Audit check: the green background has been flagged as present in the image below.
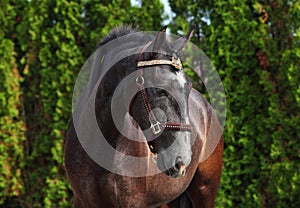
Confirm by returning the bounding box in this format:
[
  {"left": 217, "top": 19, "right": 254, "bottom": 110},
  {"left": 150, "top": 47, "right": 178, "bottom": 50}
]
[{"left": 0, "top": 0, "right": 299, "bottom": 207}]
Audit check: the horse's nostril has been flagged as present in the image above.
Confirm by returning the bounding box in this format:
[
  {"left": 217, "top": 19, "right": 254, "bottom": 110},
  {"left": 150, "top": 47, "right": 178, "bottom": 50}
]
[{"left": 176, "top": 156, "right": 182, "bottom": 163}]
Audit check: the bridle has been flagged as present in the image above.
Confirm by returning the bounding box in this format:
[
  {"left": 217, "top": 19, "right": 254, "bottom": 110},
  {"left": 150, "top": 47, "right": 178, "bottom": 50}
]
[{"left": 132, "top": 41, "right": 193, "bottom": 138}]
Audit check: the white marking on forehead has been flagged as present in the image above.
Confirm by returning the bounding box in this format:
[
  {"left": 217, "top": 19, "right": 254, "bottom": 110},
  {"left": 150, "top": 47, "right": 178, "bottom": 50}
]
[{"left": 175, "top": 70, "right": 187, "bottom": 88}]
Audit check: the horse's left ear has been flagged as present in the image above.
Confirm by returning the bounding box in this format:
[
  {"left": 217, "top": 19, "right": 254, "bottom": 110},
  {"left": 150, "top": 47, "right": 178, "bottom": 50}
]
[
  {"left": 152, "top": 26, "right": 167, "bottom": 55},
  {"left": 173, "top": 27, "right": 194, "bottom": 53}
]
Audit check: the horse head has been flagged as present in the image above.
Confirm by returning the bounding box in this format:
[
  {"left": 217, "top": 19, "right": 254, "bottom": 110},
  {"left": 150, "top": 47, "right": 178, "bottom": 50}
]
[{"left": 130, "top": 27, "right": 194, "bottom": 178}]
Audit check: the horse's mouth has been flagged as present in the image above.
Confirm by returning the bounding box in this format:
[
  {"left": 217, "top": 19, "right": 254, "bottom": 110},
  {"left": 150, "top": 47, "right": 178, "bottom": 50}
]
[
  {"left": 157, "top": 156, "right": 187, "bottom": 178},
  {"left": 165, "top": 164, "right": 186, "bottom": 178}
]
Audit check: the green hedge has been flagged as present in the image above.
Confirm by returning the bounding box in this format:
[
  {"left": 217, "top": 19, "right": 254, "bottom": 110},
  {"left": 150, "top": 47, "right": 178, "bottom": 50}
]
[
  {"left": 169, "top": 0, "right": 300, "bottom": 207},
  {"left": 1, "top": 0, "right": 299, "bottom": 207},
  {"left": 0, "top": 1, "right": 25, "bottom": 205},
  {"left": 0, "top": 0, "right": 164, "bottom": 207}
]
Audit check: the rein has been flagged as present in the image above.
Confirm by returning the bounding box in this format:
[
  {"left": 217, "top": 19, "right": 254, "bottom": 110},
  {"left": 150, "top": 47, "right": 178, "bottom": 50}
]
[{"left": 133, "top": 41, "right": 193, "bottom": 136}]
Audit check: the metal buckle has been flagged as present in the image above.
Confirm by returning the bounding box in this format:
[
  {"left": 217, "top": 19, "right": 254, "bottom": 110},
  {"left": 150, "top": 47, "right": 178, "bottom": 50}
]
[
  {"left": 136, "top": 76, "right": 144, "bottom": 86},
  {"left": 150, "top": 121, "right": 161, "bottom": 134},
  {"left": 171, "top": 57, "right": 182, "bottom": 70}
]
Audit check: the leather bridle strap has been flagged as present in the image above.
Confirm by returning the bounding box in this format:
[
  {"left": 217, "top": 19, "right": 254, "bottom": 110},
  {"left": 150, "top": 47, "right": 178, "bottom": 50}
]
[
  {"left": 138, "top": 57, "right": 183, "bottom": 70},
  {"left": 135, "top": 41, "right": 193, "bottom": 135}
]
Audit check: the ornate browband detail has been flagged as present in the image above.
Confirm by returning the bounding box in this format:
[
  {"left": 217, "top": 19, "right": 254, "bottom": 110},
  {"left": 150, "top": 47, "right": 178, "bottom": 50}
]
[{"left": 137, "top": 57, "right": 182, "bottom": 70}]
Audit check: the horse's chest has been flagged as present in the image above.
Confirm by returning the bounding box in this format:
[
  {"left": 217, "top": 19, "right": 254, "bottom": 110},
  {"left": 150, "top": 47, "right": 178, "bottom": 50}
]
[
  {"left": 146, "top": 173, "right": 193, "bottom": 207},
  {"left": 103, "top": 171, "right": 193, "bottom": 207}
]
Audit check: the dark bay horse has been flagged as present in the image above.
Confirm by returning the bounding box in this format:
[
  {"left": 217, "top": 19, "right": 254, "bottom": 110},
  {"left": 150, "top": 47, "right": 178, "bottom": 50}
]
[{"left": 64, "top": 26, "right": 224, "bottom": 208}]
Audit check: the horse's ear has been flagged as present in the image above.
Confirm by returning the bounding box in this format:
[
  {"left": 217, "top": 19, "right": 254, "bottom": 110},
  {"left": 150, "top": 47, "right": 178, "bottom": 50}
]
[
  {"left": 152, "top": 26, "right": 167, "bottom": 55},
  {"left": 173, "top": 27, "right": 194, "bottom": 53}
]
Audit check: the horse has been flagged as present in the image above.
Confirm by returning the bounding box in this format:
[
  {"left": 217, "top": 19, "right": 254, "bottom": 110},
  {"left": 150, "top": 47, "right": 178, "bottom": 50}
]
[{"left": 64, "top": 25, "right": 224, "bottom": 208}]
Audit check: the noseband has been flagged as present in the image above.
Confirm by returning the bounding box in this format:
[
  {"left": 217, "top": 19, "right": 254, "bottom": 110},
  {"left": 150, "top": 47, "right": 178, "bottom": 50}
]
[{"left": 133, "top": 41, "right": 193, "bottom": 136}]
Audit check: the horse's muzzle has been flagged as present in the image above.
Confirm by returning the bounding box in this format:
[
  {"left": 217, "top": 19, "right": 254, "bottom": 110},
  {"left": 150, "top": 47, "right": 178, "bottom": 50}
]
[{"left": 166, "top": 157, "right": 186, "bottom": 178}]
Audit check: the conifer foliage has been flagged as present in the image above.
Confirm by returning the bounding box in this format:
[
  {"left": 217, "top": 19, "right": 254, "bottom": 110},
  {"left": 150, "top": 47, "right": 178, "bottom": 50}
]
[
  {"left": 0, "top": 0, "right": 164, "bottom": 207},
  {"left": 0, "top": 0, "right": 299, "bottom": 207},
  {"left": 169, "top": 0, "right": 300, "bottom": 207}
]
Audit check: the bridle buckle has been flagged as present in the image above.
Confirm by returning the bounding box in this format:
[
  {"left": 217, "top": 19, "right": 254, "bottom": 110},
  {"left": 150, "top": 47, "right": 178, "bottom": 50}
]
[
  {"left": 151, "top": 121, "right": 161, "bottom": 134},
  {"left": 136, "top": 76, "right": 144, "bottom": 86},
  {"left": 171, "top": 57, "right": 182, "bottom": 70}
]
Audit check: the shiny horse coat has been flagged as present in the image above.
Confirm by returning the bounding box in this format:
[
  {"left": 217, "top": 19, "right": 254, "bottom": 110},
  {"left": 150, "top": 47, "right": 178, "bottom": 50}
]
[{"left": 64, "top": 26, "right": 223, "bottom": 208}]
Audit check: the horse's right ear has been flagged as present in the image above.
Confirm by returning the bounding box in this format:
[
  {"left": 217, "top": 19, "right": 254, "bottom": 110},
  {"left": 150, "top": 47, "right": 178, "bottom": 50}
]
[
  {"left": 152, "top": 26, "right": 167, "bottom": 55},
  {"left": 173, "top": 27, "right": 194, "bottom": 54}
]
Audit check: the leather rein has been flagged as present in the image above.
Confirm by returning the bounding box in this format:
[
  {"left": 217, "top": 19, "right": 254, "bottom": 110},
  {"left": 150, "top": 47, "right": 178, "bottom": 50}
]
[{"left": 133, "top": 41, "right": 193, "bottom": 136}]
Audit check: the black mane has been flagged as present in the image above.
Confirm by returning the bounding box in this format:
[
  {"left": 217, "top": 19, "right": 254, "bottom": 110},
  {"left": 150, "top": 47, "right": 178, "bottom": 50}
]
[{"left": 97, "top": 25, "right": 138, "bottom": 47}]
